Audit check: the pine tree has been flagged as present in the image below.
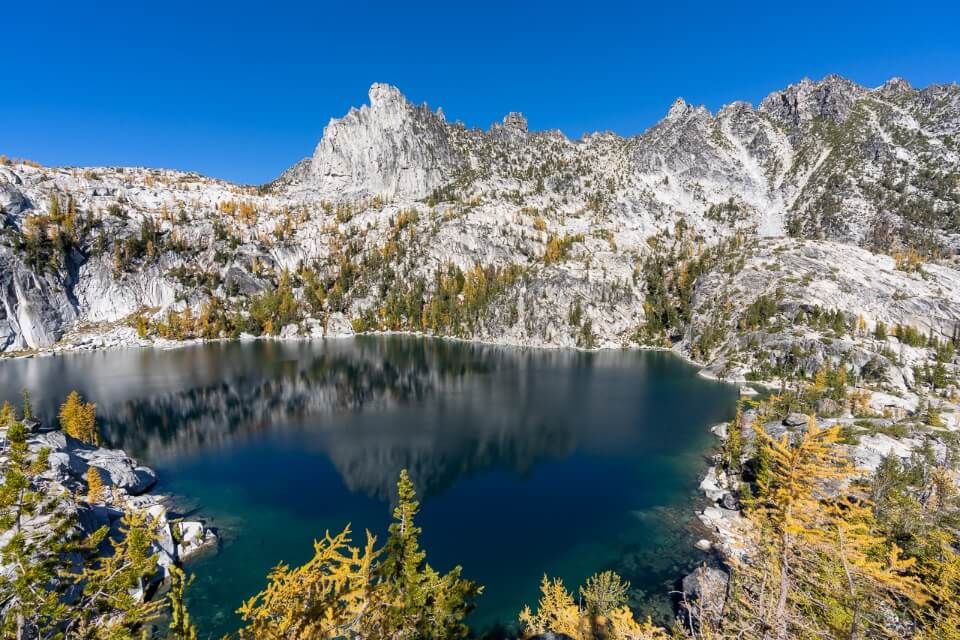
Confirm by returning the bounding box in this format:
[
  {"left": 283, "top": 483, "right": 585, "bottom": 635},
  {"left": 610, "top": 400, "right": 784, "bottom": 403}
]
[
  {"left": 168, "top": 565, "right": 199, "bottom": 640},
  {"left": 874, "top": 320, "right": 887, "bottom": 341},
  {"left": 0, "top": 402, "right": 70, "bottom": 640},
  {"left": 580, "top": 570, "right": 630, "bottom": 616},
  {"left": 65, "top": 510, "right": 167, "bottom": 638},
  {"left": 723, "top": 405, "right": 745, "bottom": 474},
  {"left": 86, "top": 466, "right": 104, "bottom": 504},
  {"left": 366, "top": 469, "right": 481, "bottom": 640},
  {"left": 58, "top": 390, "right": 99, "bottom": 444},
  {"left": 20, "top": 389, "right": 31, "bottom": 422}
]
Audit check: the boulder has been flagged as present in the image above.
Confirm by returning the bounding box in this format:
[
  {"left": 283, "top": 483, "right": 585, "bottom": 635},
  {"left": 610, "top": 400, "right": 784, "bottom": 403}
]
[
  {"left": 699, "top": 466, "right": 725, "bottom": 502},
  {"left": 720, "top": 492, "right": 739, "bottom": 511},
  {"left": 681, "top": 566, "right": 729, "bottom": 626},
  {"left": 37, "top": 431, "right": 157, "bottom": 495},
  {"left": 176, "top": 521, "right": 218, "bottom": 561},
  {"left": 783, "top": 412, "right": 809, "bottom": 427},
  {"left": 814, "top": 398, "right": 841, "bottom": 416},
  {"left": 81, "top": 452, "right": 157, "bottom": 495}
]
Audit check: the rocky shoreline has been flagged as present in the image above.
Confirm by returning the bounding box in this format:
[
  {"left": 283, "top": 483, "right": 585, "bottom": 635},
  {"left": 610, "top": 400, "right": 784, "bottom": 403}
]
[
  {"left": 9, "top": 419, "right": 218, "bottom": 581},
  {"left": 685, "top": 390, "right": 960, "bottom": 622}
]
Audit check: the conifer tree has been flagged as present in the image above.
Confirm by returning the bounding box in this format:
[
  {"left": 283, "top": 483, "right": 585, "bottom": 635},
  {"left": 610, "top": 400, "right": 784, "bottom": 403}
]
[
  {"left": 519, "top": 573, "right": 667, "bottom": 640},
  {"left": 519, "top": 576, "right": 582, "bottom": 638},
  {"left": 58, "top": 390, "right": 99, "bottom": 444},
  {"left": 237, "top": 526, "right": 379, "bottom": 639},
  {"left": 86, "top": 466, "right": 105, "bottom": 504},
  {"left": 0, "top": 402, "right": 69, "bottom": 640},
  {"left": 168, "top": 565, "right": 199, "bottom": 640},
  {"left": 47, "top": 193, "right": 60, "bottom": 219},
  {"left": 731, "top": 417, "right": 929, "bottom": 639},
  {"left": 580, "top": 570, "right": 630, "bottom": 616},
  {"left": 66, "top": 510, "right": 166, "bottom": 638},
  {"left": 20, "top": 388, "right": 31, "bottom": 422},
  {"left": 366, "top": 469, "right": 481, "bottom": 640},
  {"left": 723, "top": 404, "right": 744, "bottom": 474},
  {"left": 239, "top": 470, "right": 481, "bottom": 639}
]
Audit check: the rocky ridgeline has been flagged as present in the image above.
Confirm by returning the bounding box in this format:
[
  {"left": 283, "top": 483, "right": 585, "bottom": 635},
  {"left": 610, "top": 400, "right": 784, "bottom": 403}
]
[
  {"left": 0, "top": 419, "right": 217, "bottom": 581},
  {"left": 0, "top": 75, "right": 958, "bottom": 397}
]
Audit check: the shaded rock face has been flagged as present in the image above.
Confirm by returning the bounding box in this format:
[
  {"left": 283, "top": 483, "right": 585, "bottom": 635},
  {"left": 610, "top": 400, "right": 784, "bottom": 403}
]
[
  {"left": 759, "top": 74, "right": 865, "bottom": 129},
  {"left": 307, "top": 83, "right": 458, "bottom": 200},
  {"left": 0, "top": 247, "right": 77, "bottom": 351},
  {"left": 681, "top": 566, "right": 729, "bottom": 626}
]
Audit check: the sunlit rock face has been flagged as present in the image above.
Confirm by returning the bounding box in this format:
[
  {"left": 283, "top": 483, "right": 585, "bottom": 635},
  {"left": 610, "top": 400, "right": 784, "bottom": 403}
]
[
  {"left": 0, "top": 74, "right": 959, "bottom": 371},
  {"left": 304, "top": 83, "right": 459, "bottom": 200}
]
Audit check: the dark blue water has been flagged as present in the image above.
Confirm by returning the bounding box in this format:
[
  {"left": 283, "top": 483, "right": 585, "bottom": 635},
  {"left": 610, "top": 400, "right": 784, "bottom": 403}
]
[{"left": 0, "top": 337, "right": 737, "bottom": 638}]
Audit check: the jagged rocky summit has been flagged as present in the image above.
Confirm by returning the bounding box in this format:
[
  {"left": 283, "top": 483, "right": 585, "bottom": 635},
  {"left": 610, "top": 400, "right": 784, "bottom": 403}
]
[{"left": 0, "top": 74, "right": 959, "bottom": 393}]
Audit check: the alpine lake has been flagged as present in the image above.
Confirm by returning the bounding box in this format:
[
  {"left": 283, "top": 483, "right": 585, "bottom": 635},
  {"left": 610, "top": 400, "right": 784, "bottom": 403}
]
[{"left": 0, "top": 336, "right": 738, "bottom": 638}]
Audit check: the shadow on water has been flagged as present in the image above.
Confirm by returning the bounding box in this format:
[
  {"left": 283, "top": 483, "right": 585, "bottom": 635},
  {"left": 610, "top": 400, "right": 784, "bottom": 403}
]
[{"left": 0, "top": 336, "right": 738, "bottom": 637}]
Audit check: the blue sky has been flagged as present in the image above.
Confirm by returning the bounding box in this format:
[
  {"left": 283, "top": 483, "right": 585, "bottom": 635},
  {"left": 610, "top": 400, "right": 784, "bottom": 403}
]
[{"left": 4, "top": 1, "right": 959, "bottom": 184}]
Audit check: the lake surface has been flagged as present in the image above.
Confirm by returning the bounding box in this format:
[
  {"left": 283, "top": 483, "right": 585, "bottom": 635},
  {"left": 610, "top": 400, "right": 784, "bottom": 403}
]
[{"left": 0, "top": 337, "right": 737, "bottom": 638}]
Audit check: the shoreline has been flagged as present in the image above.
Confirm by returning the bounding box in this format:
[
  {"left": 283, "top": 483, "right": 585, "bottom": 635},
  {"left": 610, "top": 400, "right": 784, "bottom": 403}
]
[
  {"left": 2, "top": 324, "right": 750, "bottom": 391},
  {"left": 3, "top": 329, "right": 747, "bottom": 630}
]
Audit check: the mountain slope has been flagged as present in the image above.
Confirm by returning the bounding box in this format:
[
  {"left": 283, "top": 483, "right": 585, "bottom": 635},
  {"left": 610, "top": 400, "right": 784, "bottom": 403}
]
[{"left": 1, "top": 75, "right": 959, "bottom": 395}]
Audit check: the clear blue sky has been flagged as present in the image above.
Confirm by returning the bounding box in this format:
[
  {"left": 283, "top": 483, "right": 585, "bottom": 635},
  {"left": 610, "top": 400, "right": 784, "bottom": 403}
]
[{"left": 4, "top": 0, "right": 959, "bottom": 184}]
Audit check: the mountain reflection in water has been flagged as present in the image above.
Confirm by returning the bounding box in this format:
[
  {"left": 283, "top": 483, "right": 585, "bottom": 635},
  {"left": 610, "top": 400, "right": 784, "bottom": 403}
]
[{"left": 0, "top": 336, "right": 737, "bottom": 636}]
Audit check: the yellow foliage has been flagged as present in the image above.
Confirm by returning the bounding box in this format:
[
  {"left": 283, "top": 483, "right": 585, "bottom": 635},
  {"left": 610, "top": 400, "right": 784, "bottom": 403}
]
[
  {"left": 607, "top": 609, "right": 670, "bottom": 640},
  {"left": 518, "top": 575, "right": 668, "bottom": 640},
  {"left": 848, "top": 389, "right": 872, "bottom": 417},
  {"left": 238, "top": 525, "right": 379, "bottom": 640},
  {"left": 86, "top": 466, "right": 104, "bottom": 504},
  {"left": 893, "top": 248, "right": 923, "bottom": 272},
  {"left": 518, "top": 576, "right": 582, "bottom": 638},
  {"left": 59, "top": 391, "right": 99, "bottom": 445},
  {"left": 219, "top": 199, "right": 258, "bottom": 224},
  {"left": 735, "top": 416, "right": 929, "bottom": 639}
]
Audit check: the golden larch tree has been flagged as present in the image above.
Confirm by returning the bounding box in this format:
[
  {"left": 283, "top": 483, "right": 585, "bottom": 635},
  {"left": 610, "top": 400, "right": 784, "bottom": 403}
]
[{"left": 58, "top": 391, "right": 99, "bottom": 445}]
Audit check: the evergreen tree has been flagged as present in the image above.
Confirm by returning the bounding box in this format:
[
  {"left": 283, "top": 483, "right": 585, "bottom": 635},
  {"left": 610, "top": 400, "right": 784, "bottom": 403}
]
[
  {"left": 66, "top": 510, "right": 166, "bottom": 638},
  {"left": 0, "top": 402, "right": 69, "bottom": 640},
  {"left": 874, "top": 320, "right": 887, "bottom": 341},
  {"left": 365, "top": 469, "right": 481, "bottom": 639},
  {"left": 723, "top": 405, "right": 745, "bottom": 474},
  {"left": 168, "top": 565, "right": 199, "bottom": 640},
  {"left": 20, "top": 388, "right": 31, "bottom": 422},
  {"left": 579, "top": 570, "right": 630, "bottom": 617}
]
